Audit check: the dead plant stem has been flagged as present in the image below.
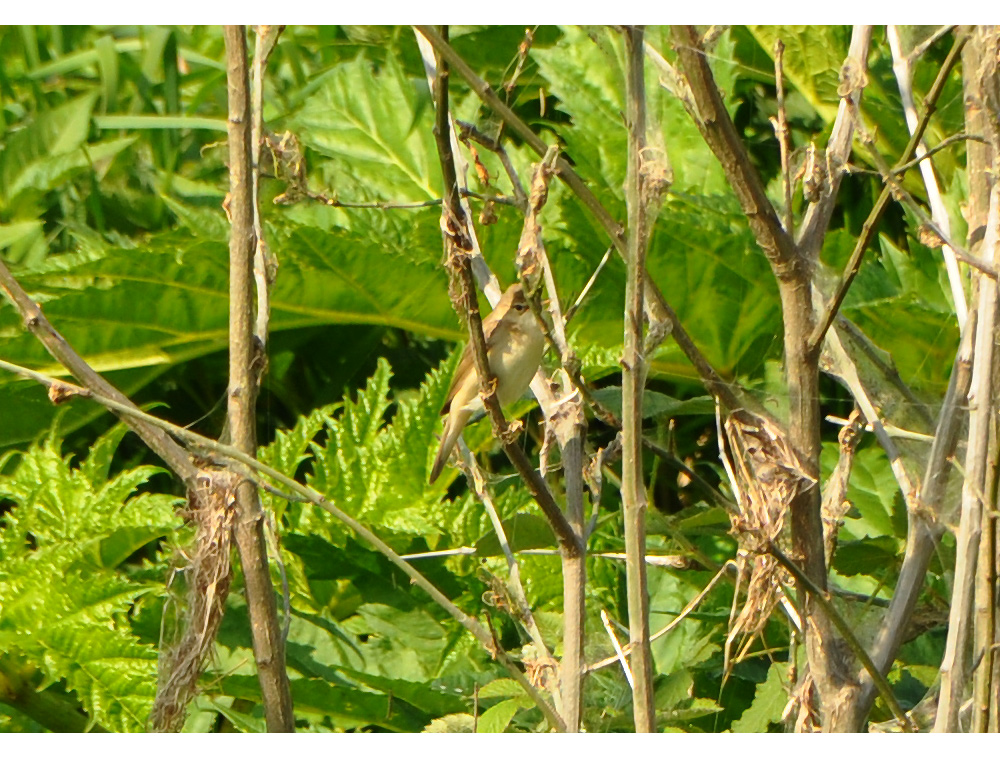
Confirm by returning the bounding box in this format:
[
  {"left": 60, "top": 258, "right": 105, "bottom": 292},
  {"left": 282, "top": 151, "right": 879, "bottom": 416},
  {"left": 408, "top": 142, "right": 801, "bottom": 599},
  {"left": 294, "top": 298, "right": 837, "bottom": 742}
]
[
  {"left": 622, "top": 26, "right": 656, "bottom": 733},
  {"left": 223, "top": 25, "right": 294, "bottom": 733},
  {"left": 0, "top": 356, "right": 566, "bottom": 731}
]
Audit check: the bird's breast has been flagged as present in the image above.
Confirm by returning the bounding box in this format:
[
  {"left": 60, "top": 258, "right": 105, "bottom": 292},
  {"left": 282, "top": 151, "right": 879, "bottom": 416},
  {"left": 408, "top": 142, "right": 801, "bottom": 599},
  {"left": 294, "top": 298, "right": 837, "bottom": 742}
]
[{"left": 491, "top": 326, "right": 546, "bottom": 407}]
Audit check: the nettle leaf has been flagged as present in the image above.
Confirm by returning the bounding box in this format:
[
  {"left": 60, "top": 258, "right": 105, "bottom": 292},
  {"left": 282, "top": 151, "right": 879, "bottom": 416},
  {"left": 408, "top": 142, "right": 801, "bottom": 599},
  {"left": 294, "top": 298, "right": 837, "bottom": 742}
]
[
  {"left": 295, "top": 353, "right": 478, "bottom": 544},
  {"left": 289, "top": 54, "right": 441, "bottom": 205},
  {"left": 0, "top": 431, "right": 179, "bottom": 565},
  {"left": 747, "top": 26, "right": 849, "bottom": 125},
  {"left": 476, "top": 699, "right": 520, "bottom": 733},
  {"left": 0, "top": 428, "right": 175, "bottom": 731},
  {"left": 533, "top": 27, "right": 732, "bottom": 203},
  {"left": 42, "top": 624, "right": 159, "bottom": 732},
  {"left": 731, "top": 661, "right": 789, "bottom": 732},
  {"left": 0, "top": 92, "right": 97, "bottom": 204},
  {"left": 308, "top": 358, "right": 393, "bottom": 515}
]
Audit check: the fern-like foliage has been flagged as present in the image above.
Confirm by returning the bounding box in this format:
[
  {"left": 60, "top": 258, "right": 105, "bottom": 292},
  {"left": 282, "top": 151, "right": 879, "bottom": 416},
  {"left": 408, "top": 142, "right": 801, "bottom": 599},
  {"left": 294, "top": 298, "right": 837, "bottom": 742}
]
[
  {"left": 280, "top": 354, "right": 493, "bottom": 546},
  {"left": 0, "top": 426, "right": 181, "bottom": 731}
]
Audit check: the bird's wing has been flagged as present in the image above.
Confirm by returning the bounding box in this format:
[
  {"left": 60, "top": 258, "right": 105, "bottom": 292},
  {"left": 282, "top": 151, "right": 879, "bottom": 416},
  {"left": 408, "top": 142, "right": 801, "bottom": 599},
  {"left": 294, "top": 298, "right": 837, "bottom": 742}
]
[{"left": 441, "top": 302, "right": 508, "bottom": 411}]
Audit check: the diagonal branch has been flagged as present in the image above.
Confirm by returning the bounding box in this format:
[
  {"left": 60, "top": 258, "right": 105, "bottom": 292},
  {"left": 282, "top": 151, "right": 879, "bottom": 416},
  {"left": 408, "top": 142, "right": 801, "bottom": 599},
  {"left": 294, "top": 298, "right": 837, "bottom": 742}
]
[
  {"left": 423, "top": 26, "right": 580, "bottom": 557},
  {"left": 809, "top": 30, "right": 968, "bottom": 353},
  {"left": 671, "top": 25, "right": 802, "bottom": 279},
  {"left": 0, "top": 270, "right": 195, "bottom": 483},
  {"left": 796, "top": 26, "right": 873, "bottom": 262},
  {"left": 0, "top": 355, "right": 567, "bottom": 732},
  {"left": 413, "top": 24, "right": 745, "bottom": 414}
]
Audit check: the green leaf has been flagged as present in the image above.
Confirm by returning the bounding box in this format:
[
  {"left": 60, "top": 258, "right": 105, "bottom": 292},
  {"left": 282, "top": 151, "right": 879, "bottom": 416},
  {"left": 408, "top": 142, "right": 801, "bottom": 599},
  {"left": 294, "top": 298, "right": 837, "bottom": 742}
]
[
  {"left": 217, "top": 674, "right": 426, "bottom": 732},
  {"left": 833, "top": 536, "right": 902, "bottom": 577},
  {"left": 475, "top": 514, "right": 555, "bottom": 556},
  {"left": 731, "top": 661, "right": 788, "bottom": 732},
  {"left": 423, "top": 713, "right": 476, "bottom": 733},
  {"left": 93, "top": 115, "right": 227, "bottom": 132},
  {"left": 590, "top": 389, "right": 715, "bottom": 420},
  {"left": 290, "top": 54, "right": 441, "bottom": 204},
  {"left": 477, "top": 678, "right": 527, "bottom": 700},
  {"left": 0, "top": 428, "right": 176, "bottom": 730},
  {"left": 476, "top": 699, "right": 520, "bottom": 733}
]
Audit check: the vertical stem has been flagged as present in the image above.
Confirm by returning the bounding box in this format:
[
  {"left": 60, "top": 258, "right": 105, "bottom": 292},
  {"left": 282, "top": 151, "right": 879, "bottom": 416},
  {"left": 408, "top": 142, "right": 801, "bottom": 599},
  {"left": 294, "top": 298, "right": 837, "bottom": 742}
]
[
  {"left": 934, "top": 179, "right": 1000, "bottom": 732},
  {"left": 223, "top": 25, "right": 294, "bottom": 733},
  {"left": 622, "top": 25, "right": 655, "bottom": 733},
  {"left": 972, "top": 422, "right": 997, "bottom": 732},
  {"left": 887, "top": 25, "right": 968, "bottom": 328},
  {"left": 560, "top": 441, "right": 586, "bottom": 733},
  {"left": 773, "top": 39, "right": 794, "bottom": 237},
  {"left": 848, "top": 26, "right": 993, "bottom": 731}
]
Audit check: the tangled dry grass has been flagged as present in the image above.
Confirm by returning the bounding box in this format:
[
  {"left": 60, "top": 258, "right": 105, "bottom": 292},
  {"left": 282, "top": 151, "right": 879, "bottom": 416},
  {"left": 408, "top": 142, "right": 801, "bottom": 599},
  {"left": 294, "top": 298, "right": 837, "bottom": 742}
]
[{"left": 150, "top": 469, "right": 238, "bottom": 732}]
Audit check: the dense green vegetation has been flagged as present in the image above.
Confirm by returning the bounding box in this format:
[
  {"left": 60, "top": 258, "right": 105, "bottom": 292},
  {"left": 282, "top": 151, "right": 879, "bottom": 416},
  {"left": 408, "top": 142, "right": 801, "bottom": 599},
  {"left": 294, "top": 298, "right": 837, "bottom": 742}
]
[{"left": 0, "top": 25, "right": 989, "bottom": 732}]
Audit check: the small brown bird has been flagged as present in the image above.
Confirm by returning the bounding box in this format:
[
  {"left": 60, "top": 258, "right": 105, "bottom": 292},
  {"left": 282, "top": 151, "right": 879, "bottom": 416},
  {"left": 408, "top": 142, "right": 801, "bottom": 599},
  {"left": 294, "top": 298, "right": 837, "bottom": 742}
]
[{"left": 429, "top": 284, "right": 546, "bottom": 484}]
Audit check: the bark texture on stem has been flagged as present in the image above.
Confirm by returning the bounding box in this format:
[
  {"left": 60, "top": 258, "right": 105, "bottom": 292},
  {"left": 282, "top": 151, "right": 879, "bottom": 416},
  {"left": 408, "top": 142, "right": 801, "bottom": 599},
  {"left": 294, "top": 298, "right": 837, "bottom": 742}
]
[
  {"left": 0, "top": 262, "right": 196, "bottom": 483},
  {"left": 414, "top": 25, "right": 745, "bottom": 414},
  {"left": 421, "top": 27, "right": 585, "bottom": 729},
  {"left": 621, "top": 26, "right": 656, "bottom": 733},
  {"left": 223, "top": 25, "right": 294, "bottom": 733},
  {"left": 671, "top": 24, "right": 860, "bottom": 729},
  {"left": 934, "top": 130, "right": 1000, "bottom": 733}
]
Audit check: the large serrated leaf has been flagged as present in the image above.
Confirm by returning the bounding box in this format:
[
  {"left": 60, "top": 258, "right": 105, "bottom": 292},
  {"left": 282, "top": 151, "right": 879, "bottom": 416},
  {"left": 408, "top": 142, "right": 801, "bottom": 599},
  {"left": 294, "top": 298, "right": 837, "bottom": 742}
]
[
  {"left": 290, "top": 55, "right": 441, "bottom": 204},
  {"left": 731, "top": 661, "right": 789, "bottom": 732}
]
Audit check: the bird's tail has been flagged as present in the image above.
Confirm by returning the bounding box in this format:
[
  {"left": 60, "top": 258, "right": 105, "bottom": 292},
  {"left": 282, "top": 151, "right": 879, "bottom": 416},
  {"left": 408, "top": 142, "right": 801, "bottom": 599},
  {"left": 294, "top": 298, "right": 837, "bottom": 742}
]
[{"left": 429, "top": 409, "right": 470, "bottom": 484}]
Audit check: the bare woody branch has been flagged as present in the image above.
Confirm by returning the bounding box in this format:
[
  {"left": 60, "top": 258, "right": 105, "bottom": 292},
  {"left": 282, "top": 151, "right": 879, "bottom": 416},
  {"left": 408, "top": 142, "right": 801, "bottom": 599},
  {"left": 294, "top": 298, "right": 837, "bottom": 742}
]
[
  {"left": 621, "top": 25, "right": 656, "bottom": 733},
  {"left": 423, "top": 27, "right": 579, "bottom": 558},
  {"left": 0, "top": 355, "right": 567, "bottom": 731},
  {"left": 888, "top": 24, "right": 968, "bottom": 327},
  {"left": 0, "top": 265, "right": 196, "bottom": 483},
  {"left": 413, "top": 24, "right": 746, "bottom": 414},
  {"left": 795, "top": 26, "right": 872, "bottom": 261},
  {"left": 250, "top": 25, "right": 283, "bottom": 352},
  {"left": 934, "top": 162, "right": 1000, "bottom": 733},
  {"left": 809, "top": 31, "right": 969, "bottom": 352},
  {"left": 222, "top": 25, "right": 294, "bottom": 733}
]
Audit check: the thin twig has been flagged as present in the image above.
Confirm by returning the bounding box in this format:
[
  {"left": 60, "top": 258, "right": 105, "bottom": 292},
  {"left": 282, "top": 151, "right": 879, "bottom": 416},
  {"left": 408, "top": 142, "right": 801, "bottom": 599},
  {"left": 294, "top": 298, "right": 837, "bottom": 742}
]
[
  {"left": 460, "top": 452, "right": 556, "bottom": 673},
  {"left": 587, "top": 562, "right": 731, "bottom": 673},
  {"left": 889, "top": 24, "right": 968, "bottom": 327},
  {"left": 892, "top": 132, "right": 987, "bottom": 174},
  {"left": 772, "top": 39, "right": 794, "bottom": 237},
  {"left": 849, "top": 298, "right": 977, "bottom": 728},
  {"left": 512, "top": 145, "right": 590, "bottom": 732},
  {"left": 306, "top": 188, "right": 518, "bottom": 210},
  {"left": 908, "top": 25, "right": 956, "bottom": 63},
  {"left": 767, "top": 543, "right": 915, "bottom": 732},
  {"left": 935, "top": 175, "right": 1000, "bottom": 732},
  {"left": 600, "top": 610, "right": 634, "bottom": 689},
  {"left": 423, "top": 26, "right": 579, "bottom": 558},
  {"left": 414, "top": 25, "right": 746, "bottom": 414},
  {"left": 795, "top": 25, "right": 873, "bottom": 262},
  {"left": 809, "top": 30, "right": 969, "bottom": 353},
  {"left": 564, "top": 246, "right": 613, "bottom": 325},
  {"left": 250, "top": 25, "right": 282, "bottom": 352},
  {"left": 0, "top": 270, "right": 195, "bottom": 482},
  {"left": 457, "top": 120, "right": 529, "bottom": 211}
]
